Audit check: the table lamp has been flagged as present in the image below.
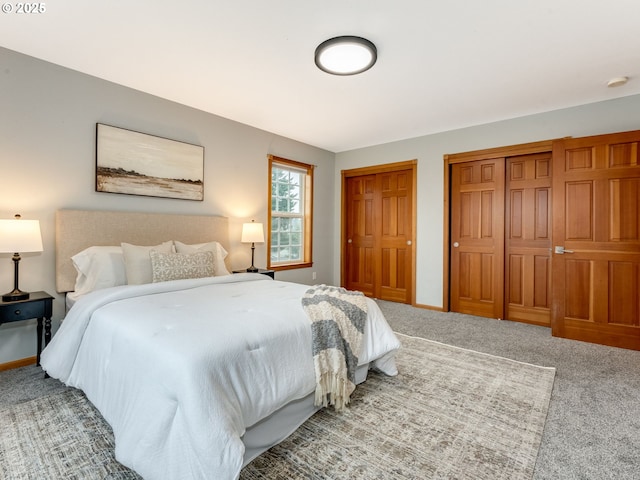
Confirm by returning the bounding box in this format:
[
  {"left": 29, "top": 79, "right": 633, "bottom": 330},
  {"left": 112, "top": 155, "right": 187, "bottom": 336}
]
[
  {"left": 0, "top": 214, "right": 43, "bottom": 302},
  {"left": 241, "top": 220, "right": 264, "bottom": 273}
]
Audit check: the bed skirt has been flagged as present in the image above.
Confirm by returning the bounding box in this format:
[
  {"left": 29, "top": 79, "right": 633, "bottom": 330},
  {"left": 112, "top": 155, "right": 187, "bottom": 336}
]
[{"left": 242, "top": 362, "right": 370, "bottom": 465}]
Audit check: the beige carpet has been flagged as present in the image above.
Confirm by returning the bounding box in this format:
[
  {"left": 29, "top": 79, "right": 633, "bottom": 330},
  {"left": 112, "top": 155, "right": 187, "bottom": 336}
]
[{"left": 0, "top": 334, "right": 555, "bottom": 479}]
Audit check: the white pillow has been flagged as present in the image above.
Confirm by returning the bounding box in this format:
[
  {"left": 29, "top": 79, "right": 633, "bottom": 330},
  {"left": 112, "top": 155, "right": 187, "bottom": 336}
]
[
  {"left": 71, "top": 246, "right": 126, "bottom": 295},
  {"left": 174, "top": 240, "right": 231, "bottom": 276},
  {"left": 149, "top": 250, "right": 215, "bottom": 283},
  {"left": 121, "top": 241, "right": 174, "bottom": 285}
]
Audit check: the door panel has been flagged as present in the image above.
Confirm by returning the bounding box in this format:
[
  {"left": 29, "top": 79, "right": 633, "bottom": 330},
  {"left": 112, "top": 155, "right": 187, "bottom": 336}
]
[
  {"left": 450, "top": 158, "right": 505, "bottom": 319},
  {"left": 609, "top": 261, "right": 638, "bottom": 325},
  {"left": 505, "top": 153, "right": 552, "bottom": 326},
  {"left": 552, "top": 131, "right": 640, "bottom": 350}
]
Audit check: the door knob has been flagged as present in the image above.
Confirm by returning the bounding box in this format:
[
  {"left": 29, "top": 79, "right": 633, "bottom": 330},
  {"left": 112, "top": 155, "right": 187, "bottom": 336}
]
[
  {"left": 554, "top": 246, "right": 574, "bottom": 254},
  {"left": 406, "top": 240, "right": 412, "bottom": 245},
  {"left": 347, "top": 239, "right": 352, "bottom": 243},
  {"left": 453, "top": 242, "right": 459, "bottom": 248}
]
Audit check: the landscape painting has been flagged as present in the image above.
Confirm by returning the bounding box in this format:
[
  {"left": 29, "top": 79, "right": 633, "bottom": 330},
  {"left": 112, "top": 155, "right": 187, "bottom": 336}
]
[{"left": 96, "top": 123, "right": 204, "bottom": 201}]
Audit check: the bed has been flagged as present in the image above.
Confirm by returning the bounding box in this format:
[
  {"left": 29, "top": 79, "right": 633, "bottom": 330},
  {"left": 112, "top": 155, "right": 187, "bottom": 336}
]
[{"left": 41, "top": 209, "right": 401, "bottom": 480}]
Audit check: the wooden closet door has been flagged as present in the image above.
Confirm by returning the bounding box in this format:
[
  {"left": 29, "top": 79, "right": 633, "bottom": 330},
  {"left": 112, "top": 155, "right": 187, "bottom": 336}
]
[
  {"left": 378, "top": 170, "right": 413, "bottom": 303},
  {"left": 505, "top": 153, "right": 552, "bottom": 326},
  {"left": 552, "top": 130, "right": 640, "bottom": 350},
  {"left": 450, "top": 158, "right": 505, "bottom": 319},
  {"left": 343, "top": 166, "right": 414, "bottom": 304},
  {"left": 344, "top": 175, "right": 376, "bottom": 297}
]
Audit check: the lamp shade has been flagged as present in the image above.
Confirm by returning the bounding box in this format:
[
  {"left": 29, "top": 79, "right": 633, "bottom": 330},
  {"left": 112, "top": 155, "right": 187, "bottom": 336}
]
[
  {"left": 0, "top": 218, "right": 43, "bottom": 253},
  {"left": 0, "top": 216, "right": 43, "bottom": 302},
  {"left": 241, "top": 222, "right": 264, "bottom": 244}
]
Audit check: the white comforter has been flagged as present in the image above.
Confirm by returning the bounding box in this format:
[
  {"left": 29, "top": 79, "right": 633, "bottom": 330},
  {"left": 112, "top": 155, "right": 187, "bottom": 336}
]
[{"left": 41, "top": 274, "right": 400, "bottom": 480}]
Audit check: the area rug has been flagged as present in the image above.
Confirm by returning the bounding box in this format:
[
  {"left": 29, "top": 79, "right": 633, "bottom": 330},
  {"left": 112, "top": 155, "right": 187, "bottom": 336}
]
[
  {"left": 241, "top": 334, "right": 555, "bottom": 480},
  {"left": 0, "top": 334, "right": 555, "bottom": 479},
  {"left": 0, "top": 388, "right": 141, "bottom": 480}
]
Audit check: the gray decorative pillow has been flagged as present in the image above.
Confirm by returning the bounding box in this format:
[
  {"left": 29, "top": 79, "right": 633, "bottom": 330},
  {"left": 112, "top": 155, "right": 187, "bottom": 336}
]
[{"left": 149, "top": 250, "right": 215, "bottom": 283}]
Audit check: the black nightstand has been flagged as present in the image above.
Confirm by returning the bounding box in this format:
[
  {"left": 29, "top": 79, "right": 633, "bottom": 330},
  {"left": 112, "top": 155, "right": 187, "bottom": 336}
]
[
  {"left": 233, "top": 269, "right": 275, "bottom": 279},
  {"left": 0, "top": 291, "right": 53, "bottom": 366}
]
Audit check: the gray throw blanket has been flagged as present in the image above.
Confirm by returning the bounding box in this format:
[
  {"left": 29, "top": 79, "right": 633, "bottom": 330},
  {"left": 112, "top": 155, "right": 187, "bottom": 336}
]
[{"left": 301, "top": 284, "right": 368, "bottom": 411}]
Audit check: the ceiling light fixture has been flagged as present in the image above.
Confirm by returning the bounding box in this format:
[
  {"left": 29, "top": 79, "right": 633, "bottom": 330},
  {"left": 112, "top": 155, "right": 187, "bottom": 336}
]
[
  {"left": 315, "top": 36, "right": 377, "bottom": 76},
  {"left": 607, "top": 76, "right": 628, "bottom": 88}
]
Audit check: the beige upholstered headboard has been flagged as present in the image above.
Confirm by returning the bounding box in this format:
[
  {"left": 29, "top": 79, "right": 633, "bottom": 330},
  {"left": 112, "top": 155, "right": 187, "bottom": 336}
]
[{"left": 56, "top": 209, "right": 230, "bottom": 293}]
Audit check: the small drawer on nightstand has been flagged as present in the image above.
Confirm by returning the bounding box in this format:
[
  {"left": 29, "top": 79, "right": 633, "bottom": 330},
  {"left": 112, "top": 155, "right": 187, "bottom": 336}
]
[{"left": 5, "top": 302, "right": 47, "bottom": 321}]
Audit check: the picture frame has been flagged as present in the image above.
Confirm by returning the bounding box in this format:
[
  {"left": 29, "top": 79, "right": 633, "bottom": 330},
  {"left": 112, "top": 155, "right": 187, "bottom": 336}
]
[{"left": 96, "top": 123, "right": 204, "bottom": 201}]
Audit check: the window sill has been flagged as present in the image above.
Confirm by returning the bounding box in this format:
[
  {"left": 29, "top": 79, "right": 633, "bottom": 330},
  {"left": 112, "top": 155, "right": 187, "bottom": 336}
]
[{"left": 269, "top": 262, "right": 313, "bottom": 272}]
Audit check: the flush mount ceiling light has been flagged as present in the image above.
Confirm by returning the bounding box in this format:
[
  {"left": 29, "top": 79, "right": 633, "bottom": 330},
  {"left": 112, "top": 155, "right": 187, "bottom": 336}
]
[{"left": 315, "top": 36, "right": 377, "bottom": 75}]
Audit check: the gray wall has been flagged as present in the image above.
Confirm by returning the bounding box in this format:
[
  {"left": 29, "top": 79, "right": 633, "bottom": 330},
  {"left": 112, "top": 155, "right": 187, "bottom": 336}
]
[
  {"left": 334, "top": 94, "right": 640, "bottom": 307},
  {"left": 0, "top": 48, "right": 335, "bottom": 363},
  {"left": 2, "top": 45, "right": 639, "bottom": 364}
]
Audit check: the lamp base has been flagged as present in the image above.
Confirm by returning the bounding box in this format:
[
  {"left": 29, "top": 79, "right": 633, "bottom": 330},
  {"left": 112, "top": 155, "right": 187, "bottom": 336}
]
[
  {"left": 246, "top": 266, "right": 259, "bottom": 273},
  {"left": 2, "top": 288, "right": 29, "bottom": 302}
]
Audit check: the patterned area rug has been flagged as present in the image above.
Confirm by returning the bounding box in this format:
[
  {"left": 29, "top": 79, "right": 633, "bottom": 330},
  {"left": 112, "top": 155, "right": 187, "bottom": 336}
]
[
  {"left": 241, "top": 334, "right": 555, "bottom": 479},
  {"left": 0, "top": 334, "right": 555, "bottom": 480},
  {"left": 0, "top": 388, "right": 141, "bottom": 480}
]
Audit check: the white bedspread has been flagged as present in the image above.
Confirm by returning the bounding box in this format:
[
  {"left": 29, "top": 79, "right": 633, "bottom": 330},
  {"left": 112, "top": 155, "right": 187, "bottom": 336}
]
[{"left": 40, "top": 274, "right": 400, "bottom": 480}]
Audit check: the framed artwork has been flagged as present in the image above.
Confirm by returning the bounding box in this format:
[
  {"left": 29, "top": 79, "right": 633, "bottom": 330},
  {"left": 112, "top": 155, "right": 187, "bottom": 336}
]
[{"left": 96, "top": 123, "right": 204, "bottom": 201}]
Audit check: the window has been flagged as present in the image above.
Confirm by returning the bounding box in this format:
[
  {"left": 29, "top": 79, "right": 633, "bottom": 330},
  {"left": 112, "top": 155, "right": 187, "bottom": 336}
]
[{"left": 268, "top": 155, "right": 313, "bottom": 270}]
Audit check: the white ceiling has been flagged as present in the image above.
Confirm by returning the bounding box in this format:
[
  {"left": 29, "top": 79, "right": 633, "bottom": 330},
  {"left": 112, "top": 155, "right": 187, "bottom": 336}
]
[{"left": 2, "top": 1, "right": 639, "bottom": 152}]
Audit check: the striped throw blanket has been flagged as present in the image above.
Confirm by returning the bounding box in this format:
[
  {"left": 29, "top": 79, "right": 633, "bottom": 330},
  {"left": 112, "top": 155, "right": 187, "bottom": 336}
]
[{"left": 301, "top": 284, "right": 368, "bottom": 411}]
